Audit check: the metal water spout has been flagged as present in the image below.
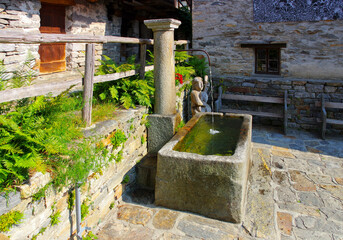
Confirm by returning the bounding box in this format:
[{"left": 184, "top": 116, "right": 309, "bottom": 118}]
[{"left": 175, "top": 49, "right": 211, "bottom": 68}]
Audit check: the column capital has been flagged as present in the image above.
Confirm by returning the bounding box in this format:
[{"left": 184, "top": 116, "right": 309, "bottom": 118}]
[{"left": 144, "top": 18, "right": 181, "bottom": 31}]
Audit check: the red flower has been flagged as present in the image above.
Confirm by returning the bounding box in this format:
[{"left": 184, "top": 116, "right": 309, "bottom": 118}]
[{"left": 175, "top": 73, "right": 183, "bottom": 84}]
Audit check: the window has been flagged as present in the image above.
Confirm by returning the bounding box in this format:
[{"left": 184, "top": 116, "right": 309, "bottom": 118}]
[
  {"left": 255, "top": 47, "right": 280, "bottom": 75},
  {"left": 240, "top": 42, "right": 286, "bottom": 76}
]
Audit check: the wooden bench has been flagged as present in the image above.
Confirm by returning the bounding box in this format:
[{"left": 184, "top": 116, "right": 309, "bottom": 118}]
[
  {"left": 315, "top": 95, "right": 343, "bottom": 139},
  {"left": 215, "top": 86, "right": 290, "bottom": 134}
]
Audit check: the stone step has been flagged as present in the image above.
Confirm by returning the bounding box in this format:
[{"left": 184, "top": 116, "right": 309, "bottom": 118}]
[{"left": 136, "top": 155, "right": 157, "bottom": 190}]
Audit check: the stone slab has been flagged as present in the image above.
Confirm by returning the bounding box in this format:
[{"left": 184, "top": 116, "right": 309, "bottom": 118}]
[
  {"left": 152, "top": 209, "right": 179, "bottom": 230},
  {"left": 147, "top": 113, "right": 180, "bottom": 154},
  {"left": 0, "top": 191, "right": 21, "bottom": 215}
]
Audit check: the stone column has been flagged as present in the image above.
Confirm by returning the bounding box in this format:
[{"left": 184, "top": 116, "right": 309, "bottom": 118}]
[
  {"left": 143, "top": 19, "right": 181, "bottom": 154},
  {"left": 144, "top": 19, "right": 181, "bottom": 115}
]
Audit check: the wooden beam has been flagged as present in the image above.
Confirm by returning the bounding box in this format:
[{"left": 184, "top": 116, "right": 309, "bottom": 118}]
[
  {"left": 139, "top": 44, "right": 147, "bottom": 79},
  {"left": 82, "top": 44, "right": 95, "bottom": 126},
  {"left": 0, "top": 66, "right": 154, "bottom": 104},
  {"left": 40, "top": 0, "right": 75, "bottom": 6},
  {"left": 0, "top": 31, "right": 154, "bottom": 44},
  {"left": 0, "top": 31, "right": 188, "bottom": 45},
  {"left": 221, "top": 93, "right": 290, "bottom": 104}
]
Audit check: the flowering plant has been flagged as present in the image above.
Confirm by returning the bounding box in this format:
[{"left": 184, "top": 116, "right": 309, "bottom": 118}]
[{"left": 175, "top": 73, "right": 183, "bottom": 85}]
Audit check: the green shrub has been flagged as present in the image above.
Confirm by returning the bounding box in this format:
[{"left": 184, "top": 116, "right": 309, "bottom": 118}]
[
  {"left": 0, "top": 210, "right": 23, "bottom": 232},
  {"left": 94, "top": 55, "right": 154, "bottom": 110},
  {"left": 50, "top": 210, "right": 61, "bottom": 226},
  {"left": 81, "top": 200, "right": 90, "bottom": 220},
  {"left": 111, "top": 130, "right": 127, "bottom": 148}
]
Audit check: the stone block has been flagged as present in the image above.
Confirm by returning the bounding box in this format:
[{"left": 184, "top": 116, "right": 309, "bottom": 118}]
[
  {"left": 0, "top": 191, "right": 21, "bottom": 215},
  {"left": 0, "top": 13, "right": 19, "bottom": 20},
  {"left": 18, "top": 172, "right": 51, "bottom": 199},
  {"left": 117, "top": 204, "right": 153, "bottom": 226},
  {"left": 306, "top": 84, "right": 324, "bottom": 93},
  {"left": 0, "top": 43, "right": 15, "bottom": 52},
  {"left": 147, "top": 113, "right": 180, "bottom": 154},
  {"left": 324, "top": 86, "right": 337, "bottom": 93},
  {"left": 277, "top": 212, "right": 292, "bottom": 236},
  {"left": 155, "top": 113, "right": 252, "bottom": 223},
  {"left": 152, "top": 209, "right": 179, "bottom": 229}
]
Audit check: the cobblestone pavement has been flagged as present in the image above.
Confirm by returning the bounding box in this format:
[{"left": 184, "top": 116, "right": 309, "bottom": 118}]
[{"left": 95, "top": 126, "right": 343, "bottom": 240}]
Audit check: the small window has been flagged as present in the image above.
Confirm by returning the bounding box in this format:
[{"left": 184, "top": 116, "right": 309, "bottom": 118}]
[{"left": 255, "top": 48, "right": 280, "bottom": 75}]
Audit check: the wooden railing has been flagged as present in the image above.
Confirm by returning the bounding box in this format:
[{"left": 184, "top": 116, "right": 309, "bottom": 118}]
[{"left": 0, "top": 31, "right": 189, "bottom": 125}]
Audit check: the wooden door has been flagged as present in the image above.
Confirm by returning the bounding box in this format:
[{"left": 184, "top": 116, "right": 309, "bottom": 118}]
[{"left": 39, "top": 3, "right": 66, "bottom": 73}]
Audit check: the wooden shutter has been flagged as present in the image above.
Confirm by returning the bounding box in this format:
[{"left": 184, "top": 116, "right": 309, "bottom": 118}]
[{"left": 39, "top": 3, "right": 66, "bottom": 74}]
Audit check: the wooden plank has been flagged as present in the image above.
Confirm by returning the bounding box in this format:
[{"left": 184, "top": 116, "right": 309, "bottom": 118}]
[
  {"left": 325, "top": 102, "right": 343, "bottom": 109},
  {"left": 220, "top": 108, "right": 283, "bottom": 118},
  {"left": 0, "top": 32, "right": 189, "bottom": 45},
  {"left": 221, "top": 93, "right": 290, "bottom": 104},
  {"left": 93, "top": 65, "right": 154, "bottom": 84},
  {"left": 0, "top": 78, "right": 82, "bottom": 103},
  {"left": 40, "top": 0, "right": 75, "bottom": 5},
  {"left": 315, "top": 101, "right": 343, "bottom": 109},
  {"left": 82, "top": 44, "right": 95, "bottom": 126},
  {"left": 327, "top": 118, "right": 343, "bottom": 125},
  {"left": 0, "top": 66, "right": 154, "bottom": 103},
  {"left": 139, "top": 44, "right": 147, "bottom": 79}
]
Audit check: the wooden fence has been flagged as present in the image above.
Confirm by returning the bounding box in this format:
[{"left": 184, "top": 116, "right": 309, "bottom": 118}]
[{"left": 0, "top": 31, "right": 188, "bottom": 126}]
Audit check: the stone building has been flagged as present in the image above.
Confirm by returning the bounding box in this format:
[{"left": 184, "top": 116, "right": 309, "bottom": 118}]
[
  {"left": 193, "top": 0, "right": 343, "bottom": 129},
  {"left": 0, "top": 0, "right": 190, "bottom": 80}
]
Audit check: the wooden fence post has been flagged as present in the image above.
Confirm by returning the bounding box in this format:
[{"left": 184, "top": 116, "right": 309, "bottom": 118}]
[
  {"left": 82, "top": 43, "right": 95, "bottom": 126},
  {"left": 139, "top": 43, "right": 147, "bottom": 79}
]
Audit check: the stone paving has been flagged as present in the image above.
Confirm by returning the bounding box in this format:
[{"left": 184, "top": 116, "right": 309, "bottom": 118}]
[{"left": 95, "top": 125, "right": 343, "bottom": 240}]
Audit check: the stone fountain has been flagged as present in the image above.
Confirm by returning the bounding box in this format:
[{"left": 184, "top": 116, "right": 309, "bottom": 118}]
[{"left": 143, "top": 19, "right": 252, "bottom": 223}]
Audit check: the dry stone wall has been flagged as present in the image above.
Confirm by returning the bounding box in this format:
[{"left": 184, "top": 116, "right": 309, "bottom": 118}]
[
  {"left": 216, "top": 76, "right": 343, "bottom": 130},
  {"left": 193, "top": 0, "right": 343, "bottom": 80},
  {"left": 0, "top": 107, "right": 148, "bottom": 240},
  {"left": 0, "top": 0, "right": 40, "bottom": 72}
]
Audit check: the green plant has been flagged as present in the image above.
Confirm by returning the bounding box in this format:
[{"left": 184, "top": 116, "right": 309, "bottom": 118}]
[
  {"left": 84, "top": 231, "right": 98, "bottom": 240},
  {"left": 94, "top": 55, "right": 154, "bottom": 110},
  {"left": 175, "top": 120, "right": 185, "bottom": 132},
  {"left": 111, "top": 130, "right": 127, "bottom": 148},
  {"left": 91, "top": 102, "right": 118, "bottom": 123},
  {"left": 115, "top": 149, "right": 123, "bottom": 163},
  {"left": 32, "top": 182, "right": 51, "bottom": 202},
  {"left": 109, "top": 202, "right": 115, "bottom": 210},
  {"left": 121, "top": 175, "right": 130, "bottom": 184},
  {"left": 188, "top": 56, "right": 208, "bottom": 78},
  {"left": 141, "top": 114, "right": 150, "bottom": 128},
  {"left": 0, "top": 53, "right": 37, "bottom": 91},
  {"left": 31, "top": 227, "right": 47, "bottom": 240},
  {"left": 50, "top": 210, "right": 61, "bottom": 226},
  {"left": 141, "top": 135, "right": 146, "bottom": 144},
  {"left": 50, "top": 202, "right": 61, "bottom": 226},
  {"left": 81, "top": 200, "right": 90, "bottom": 220},
  {"left": 0, "top": 210, "right": 23, "bottom": 232},
  {"left": 67, "top": 190, "right": 75, "bottom": 211}
]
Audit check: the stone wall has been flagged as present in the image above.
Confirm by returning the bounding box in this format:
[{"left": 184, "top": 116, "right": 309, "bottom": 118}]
[
  {"left": 216, "top": 76, "right": 343, "bottom": 130},
  {"left": 0, "top": 107, "right": 148, "bottom": 240},
  {"left": 0, "top": 0, "right": 40, "bottom": 72},
  {"left": 192, "top": 0, "right": 343, "bottom": 80},
  {"left": 65, "top": 0, "right": 122, "bottom": 70},
  {"left": 0, "top": 0, "right": 124, "bottom": 75}
]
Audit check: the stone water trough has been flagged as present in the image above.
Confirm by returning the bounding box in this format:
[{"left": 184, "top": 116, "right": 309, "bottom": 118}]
[{"left": 155, "top": 112, "right": 252, "bottom": 223}]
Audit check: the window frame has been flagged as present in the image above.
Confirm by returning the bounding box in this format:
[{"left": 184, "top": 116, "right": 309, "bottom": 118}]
[{"left": 254, "top": 47, "right": 281, "bottom": 75}]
